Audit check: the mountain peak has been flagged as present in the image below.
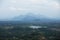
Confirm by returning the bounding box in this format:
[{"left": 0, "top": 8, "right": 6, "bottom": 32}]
[
  {"left": 6, "top": 13, "right": 60, "bottom": 23},
  {"left": 11, "top": 13, "right": 49, "bottom": 22}
]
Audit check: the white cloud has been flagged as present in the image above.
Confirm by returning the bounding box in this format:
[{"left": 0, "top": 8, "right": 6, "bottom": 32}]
[
  {"left": 17, "top": 8, "right": 31, "bottom": 11},
  {"left": 31, "top": 0, "right": 59, "bottom": 10},
  {"left": 30, "top": 0, "right": 48, "bottom": 4},
  {"left": 47, "top": 1, "right": 60, "bottom": 9},
  {"left": 11, "top": 0, "right": 16, "bottom": 3},
  {"left": 9, "top": 6, "right": 31, "bottom": 11},
  {"left": 0, "top": 0, "right": 60, "bottom": 19},
  {"left": 53, "top": 2, "right": 60, "bottom": 9},
  {"left": 1, "top": 0, "right": 60, "bottom": 11},
  {"left": 9, "top": 7, "right": 16, "bottom": 11}
]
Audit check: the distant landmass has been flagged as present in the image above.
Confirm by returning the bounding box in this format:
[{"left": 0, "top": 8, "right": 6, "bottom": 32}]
[
  {"left": 0, "top": 13, "right": 60, "bottom": 23},
  {"left": 10, "top": 13, "right": 60, "bottom": 23}
]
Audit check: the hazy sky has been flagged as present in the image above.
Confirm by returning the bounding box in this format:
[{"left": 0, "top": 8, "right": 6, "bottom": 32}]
[{"left": 0, "top": 0, "right": 60, "bottom": 19}]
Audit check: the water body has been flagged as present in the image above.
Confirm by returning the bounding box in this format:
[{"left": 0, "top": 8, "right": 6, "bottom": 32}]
[{"left": 29, "top": 26, "right": 47, "bottom": 29}]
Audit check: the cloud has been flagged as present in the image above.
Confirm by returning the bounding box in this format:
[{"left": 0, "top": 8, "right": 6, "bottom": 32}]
[
  {"left": 11, "top": 0, "right": 16, "bottom": 3},
  {"left": 9, "top": 7, "right": 16, "bottom": 11},
  {"left": 17, "top": 8, "right": 31, "bottom": 11},
  {"left": 1, "top": 0, "right": 60, "bottom": 10},
  {"left": 0, "top": 0, "right": 60, "bottom": 19},
  {"left": 38, "top": 0, "right": 60, "bottom": 9},
  {"left": 30, "top": 0, "right": 48, "bottom": 4},
  {"left": 9, "top": 7, "right": 31, "bottom": 11}
]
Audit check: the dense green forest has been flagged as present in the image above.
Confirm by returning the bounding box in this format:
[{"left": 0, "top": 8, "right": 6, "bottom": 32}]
[{"left": 0, "top": 22, "right": 60, "bottom": 40}]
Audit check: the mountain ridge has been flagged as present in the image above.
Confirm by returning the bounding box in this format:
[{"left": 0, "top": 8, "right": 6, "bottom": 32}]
[
  {"left": 0, "top": 13, "right": 60, "bottom": 23},
  {"left": 11, "top": 13, "right": 59, "bottom": 23}
]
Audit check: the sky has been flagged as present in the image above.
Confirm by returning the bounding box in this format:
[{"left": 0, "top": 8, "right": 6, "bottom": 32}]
[{"left": 0, "top": 0, "right": 60, "bottom": 20}]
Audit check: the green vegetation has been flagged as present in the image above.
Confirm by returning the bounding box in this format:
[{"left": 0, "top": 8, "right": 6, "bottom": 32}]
[{"left": 0, "top": 23, "right": 60, "bottom": 40}]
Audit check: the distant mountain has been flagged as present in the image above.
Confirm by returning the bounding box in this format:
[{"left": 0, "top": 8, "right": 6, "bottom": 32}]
[{"left": 11, "top": 13, "right": 60, "bottom": 23}]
